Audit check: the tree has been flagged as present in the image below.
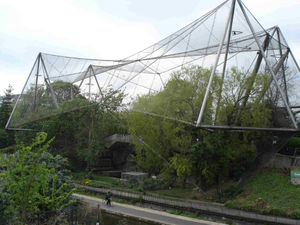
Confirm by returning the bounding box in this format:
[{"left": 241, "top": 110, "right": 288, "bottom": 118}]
[
  {"left": 19, "top": 87, "right": 127, "bottom": 171},
  {"left": 74, "top": 87, "right": 126, "bottom": 170},
  {"left": 0, "top": 132, "right": 75, "bottom": 224},
  {"left": 127, "top": 66, "right": 216, "bottom": 186},
  {"left": 0, "top": 85, "right": 14, "bottom": 147},
  {"left": 49, "top": 81, "right": 80, "bottom": 104},
  {"left": 127, "top": 66, "right": 272, "bottom": 189},
  {"left": 215, "top": 67, "right": 272, "bottom": 127}
]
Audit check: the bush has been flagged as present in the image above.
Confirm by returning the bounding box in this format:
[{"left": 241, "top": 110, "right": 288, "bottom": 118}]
[
  {"left": 281, "top": 137, "right": 300, "bottom": 155},
  {"left": 291, "top": 209, "right": 300, "bottom": 219},
  {"left": 128, "top": 178, "right": 139, "bottom": 188},
  {"left": 80, "top": 179, "right": 91, "bottom": 186},
  {"left": 0, "top": 132, "right": 75, "bottom": 224},
  {"left": 222, "top": 183, "right": 242, "bottom": 198},
  {"left": 286, "top": 137, "right": 300, "bottom": 149},
  {"left": 0, "top": 145, "right": 16, "bottom": 154},
  {"left": 137, "top": 177, "right": 173, "bottom": 191},
  {"left": 87, "top": 170, "right": 95, "bottom": 179}
]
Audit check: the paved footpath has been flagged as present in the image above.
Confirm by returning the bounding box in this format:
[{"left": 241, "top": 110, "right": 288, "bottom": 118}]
[{"left": 73, "top": 193, "right": 225, "bottom": 225}]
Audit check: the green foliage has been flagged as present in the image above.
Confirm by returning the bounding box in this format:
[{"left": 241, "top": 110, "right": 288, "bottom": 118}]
[
  {"left": 73, "top": 172, "right": 121, "bottom": 189},
  {"left": 0, "top": 85, "right": 15, "bottom": 147},
  {"left": 139, "top": 177, "right": 170, "bottom": 191},
  {"left": 0, "top": 85, "right": 13, "bottom": 127},
  {"left": 216, "top": 67, "right": 272, "bottom": 127},
  {"left": 170, "top": 154, "right": 192, "bottom": 182},
  {"left": 281, "top": 137, "right": 300, "bottom": 155},
  {"left": 0, "top": 129, "right": 9, "bottom": 148},
  {"left": 191, "top": 131, "right": 232, "bottom": 188},
  {"left": 127, "top": 66, "right": 211, "bottom": 179},
  {"left": 0, "top": 132, "right": 75, "bottom": 224},
  {"left": 51, "top": 81, "right": 80, "bottom": 104},
  {"left": 225, "top": 169, "right": 300, "bottom": 219},
  {"left": 222, "top": 183, "right": 242, "bottom": 199},
  {"left": 151, "top": 187, "right": 195, "bottom": 199},
  {"left": 191, "top": 130, "right": 257, "bottom": 190},
  {"left": 128, "top": 178, "right": 139, "bottom": 188},
  {"left": 0, "top": 145, "right": 16, "bottom": 154},
  {"left": 16, "top": 87, "right": 127, "bottom": 171},
  {"left": 287, "top": 137, "right": 300, "bottom": 149},
  {"left": 127, "top": 66, "right": 268, "bottom": 190}
]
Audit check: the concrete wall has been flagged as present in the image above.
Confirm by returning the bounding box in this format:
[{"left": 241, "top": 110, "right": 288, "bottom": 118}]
[{"left": 265, "top": 153, "right": 300, "bottom": 169}]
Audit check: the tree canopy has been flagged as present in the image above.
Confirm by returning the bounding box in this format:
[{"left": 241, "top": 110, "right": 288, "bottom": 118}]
[
  {"left": 127, "top": 66, "right": 273, "bottom": 190},
  {"left": 0, "top": 85, "right": 15, "bottom": 148}
]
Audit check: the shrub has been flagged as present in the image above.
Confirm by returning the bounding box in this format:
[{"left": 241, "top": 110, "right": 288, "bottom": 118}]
[
  {"left": 291, "top": 209, "right": 300, "bottom": 219},
  {"left": 128, "top": 178, "right": 139, "bottom": 188},
  {"left": 80, "top": 179, "right": 91, "bottom": 186},
  {"left": 222, "top": 184, "right": 242, "bottom": 198},
  {"left": 286, "top": 137, "right": 300, "bottom": 149},
  {"left": 0, "top": 132, "right": 75, "bottom": 224}
]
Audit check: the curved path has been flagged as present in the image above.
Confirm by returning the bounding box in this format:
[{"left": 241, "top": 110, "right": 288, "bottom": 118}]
[{"left": 73, "top": 193, "right": 224, "bottom": 225}]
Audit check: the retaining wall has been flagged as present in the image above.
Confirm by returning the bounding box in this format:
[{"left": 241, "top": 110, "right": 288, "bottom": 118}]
[{"left": 266, "top": 153, "right": 300, "bottom": 169}]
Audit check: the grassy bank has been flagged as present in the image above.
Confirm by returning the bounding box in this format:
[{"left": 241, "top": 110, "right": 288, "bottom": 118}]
[
  {"left": 72, "top": 171, "right": 199, "bottom": 200},
  {"left": 225, "top": 169, "right": 300, "bottom": 219}
]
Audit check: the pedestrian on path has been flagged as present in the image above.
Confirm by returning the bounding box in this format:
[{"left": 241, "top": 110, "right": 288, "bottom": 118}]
[{"left": 105, "top": 191, "right": 112, "bottom": 206}]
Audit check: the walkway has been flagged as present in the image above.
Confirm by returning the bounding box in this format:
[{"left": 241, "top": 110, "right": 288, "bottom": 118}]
[
  {"left": 75, "top": 184, "right": 300, "bottom": 225},
  {"left": 73, "top": 193, "right": 224, "bottom": 225}
]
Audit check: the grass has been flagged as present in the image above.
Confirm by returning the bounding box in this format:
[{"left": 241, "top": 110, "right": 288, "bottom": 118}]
[
  {"left": 73, "top": 171, "right": 199, "bottom": 199},
  {"left": 225, "top": 169, "right": 300, "bottom": 219},
  {"left": 72, "top": 171, "right": 217, "bottom": 203},
  {"left": 150, "top": 187, "right": 196, "bottom": 199},
  {"left": 72, "top": 171, "right": 121, "bottom": 188}
]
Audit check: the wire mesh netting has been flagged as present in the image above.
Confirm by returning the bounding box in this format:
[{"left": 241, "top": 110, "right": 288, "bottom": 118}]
[{"left": 7, "top": 0, "right": 300, "bottom": 131}]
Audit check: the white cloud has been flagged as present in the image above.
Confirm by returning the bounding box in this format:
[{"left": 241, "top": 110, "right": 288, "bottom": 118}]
[
  {"left": 0, "top": 0, "right": 161, "bottom": 93},
  {"left": 0, "top": 0, "right": 299, "bottom": 94}
]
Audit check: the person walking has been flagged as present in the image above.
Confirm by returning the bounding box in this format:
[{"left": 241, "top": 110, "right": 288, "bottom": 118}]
[{"left": 105, "top": 191, "right": 112, "bottom": 206}]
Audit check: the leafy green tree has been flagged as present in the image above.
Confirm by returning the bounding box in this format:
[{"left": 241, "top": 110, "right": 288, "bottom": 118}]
[
  {"left": 0, "top": 84, "right": 14, "bottom": 128},
  {"left": 127, "top": 66, "right": 215, "bottom": 186},
  {"left": 21, "top": 87, "right": 127, "bottom": 171},
  {"left": 0, "top": 132, "right": 75, "bottom": 224},
  {"left": 215, "top": 67, "right": 272, "bottom": 127},
  {"left": 74, "top": 88, "right": 126, "bottom": 170},
  {"left": 190, "top": 130, "right": 256, "bottom": 196},
  {"left": 127, "top": 66, "right": 272, "bottom": 190}
]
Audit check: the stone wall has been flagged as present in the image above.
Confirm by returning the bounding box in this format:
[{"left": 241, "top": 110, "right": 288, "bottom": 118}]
[{"left": 265, "top": 153, "right": 300, "bottom": 169}]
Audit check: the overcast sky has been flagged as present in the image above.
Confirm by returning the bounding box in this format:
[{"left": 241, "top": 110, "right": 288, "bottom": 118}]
[{"left": 0, "top": 0, "right": 300, "bottom": 94}]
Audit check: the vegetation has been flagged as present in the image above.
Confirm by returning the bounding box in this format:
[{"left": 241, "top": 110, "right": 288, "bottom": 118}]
[
  {"left": 280, "top": 136, "right": 300, "bottom": 155},
  {"left": 127, "top": 66, "right": 273, "bottom": 195},
  {"left": 225, "top": 169, "right": 300, "bottom": 219},
  {"left": 0, "top": 63, "right": 297, "bottom": 222},
  {"left": 73, "top": 172, "right": 121, "bottom": 188},
  {"left": 14, "top": 83, "right": 127, "bottom": 171},
  {"left": 0, "top": 85, "right": 15, "bottom": 148},
  {"left": 75, "top": 169, "right": 300, "bottom": 219},
  {"left": 0, "top": 132, "right": 75, "bottom": 224}
]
